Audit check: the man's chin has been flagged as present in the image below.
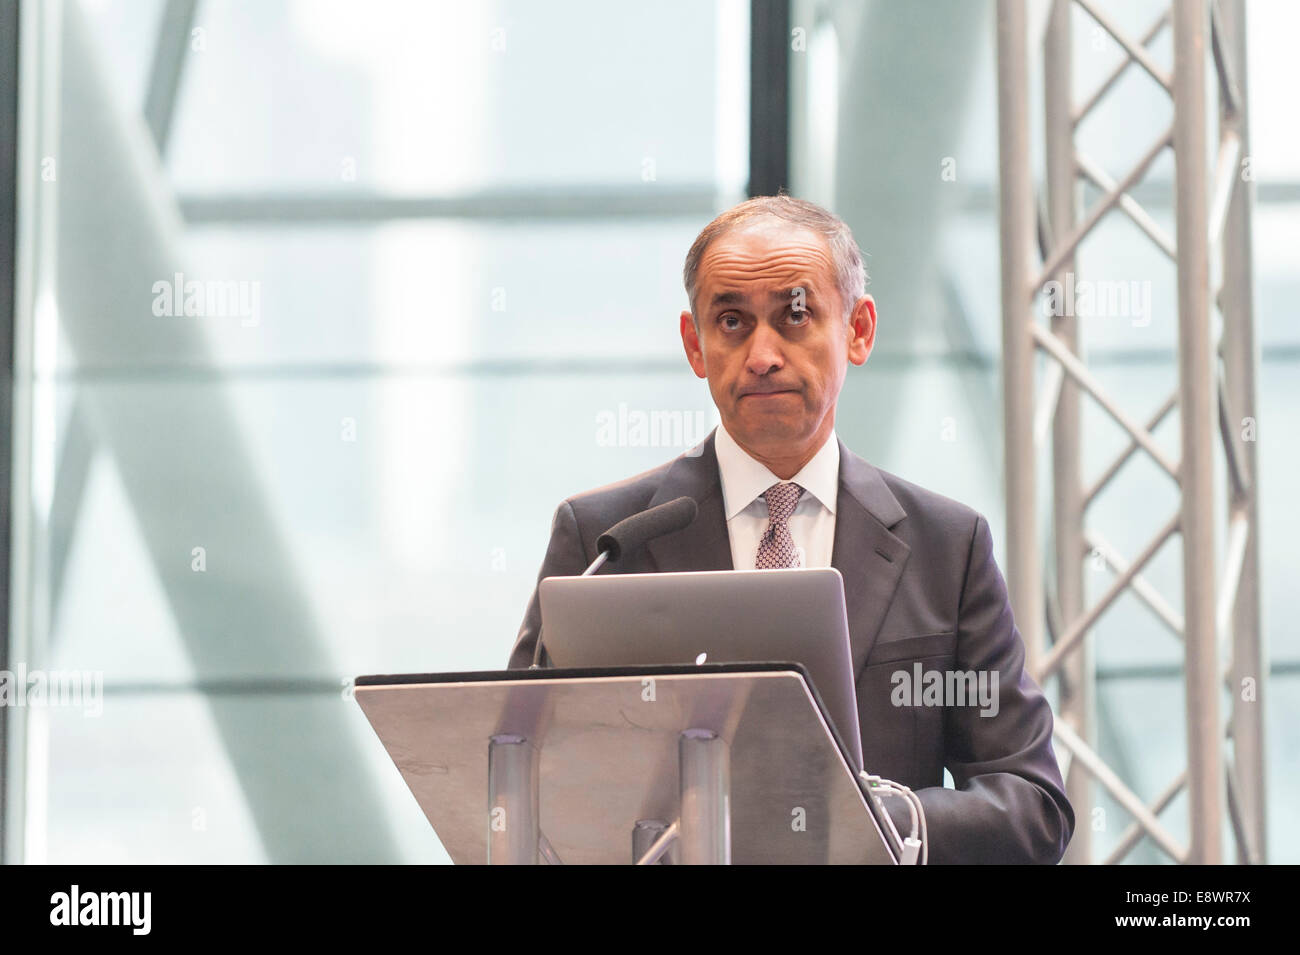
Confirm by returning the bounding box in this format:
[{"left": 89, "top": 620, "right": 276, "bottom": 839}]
[{"left": 723, "top": 412, "right": 810, "bottom": 448}]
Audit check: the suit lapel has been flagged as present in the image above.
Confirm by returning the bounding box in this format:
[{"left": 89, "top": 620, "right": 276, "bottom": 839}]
[
  {"left": 644, "top": 429, "right": 734, "bottom": 573},
  {"left": 831, "top": 439, "right": 911, "bottom": 676}
]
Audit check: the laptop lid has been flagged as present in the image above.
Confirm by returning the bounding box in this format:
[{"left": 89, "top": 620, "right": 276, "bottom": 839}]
[{"left": 538, "top": 567, "right": 864, "bottom": 772}]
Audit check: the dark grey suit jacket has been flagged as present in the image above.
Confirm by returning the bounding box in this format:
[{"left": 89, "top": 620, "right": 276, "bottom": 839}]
[{"left": 508, "top": 429, "right": 1074, "bottom": 864}]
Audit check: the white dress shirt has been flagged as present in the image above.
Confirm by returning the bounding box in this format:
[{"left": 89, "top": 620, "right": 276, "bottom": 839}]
[{"left": 713, "top": 422, "right": 840, "bottom": 571}]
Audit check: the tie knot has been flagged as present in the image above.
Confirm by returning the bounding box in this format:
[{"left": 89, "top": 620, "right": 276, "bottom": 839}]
[{"left": 763, "top": 482, "right": 804, "bottom": 524}]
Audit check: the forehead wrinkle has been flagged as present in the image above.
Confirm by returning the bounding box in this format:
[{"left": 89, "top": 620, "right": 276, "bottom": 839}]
[
  {"left": 700, "top": 242, "right": 833, "bottom": 284},
  {"left": 702, "top": 246, "right": 832, "bottom": 273},
  {"left": 703, "top": 258, "right": 833, "bottom": 298}
]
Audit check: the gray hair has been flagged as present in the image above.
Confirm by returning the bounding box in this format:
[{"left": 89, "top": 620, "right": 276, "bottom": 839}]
[{"left": 682, "top": 195, "right": 868, "bottom": 323}]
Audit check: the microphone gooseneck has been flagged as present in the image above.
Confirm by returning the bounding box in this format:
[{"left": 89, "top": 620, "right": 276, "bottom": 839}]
[{"left": 531, "top": 496, "right": 699, "bottom": 668}]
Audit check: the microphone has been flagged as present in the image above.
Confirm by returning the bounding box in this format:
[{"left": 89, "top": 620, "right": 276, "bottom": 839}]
[
  {"left": 593, "top": 496, "right": 698, "bottom": 566},
  {"left": 531, "top": 496, "right": 698, "bottom": 667}
]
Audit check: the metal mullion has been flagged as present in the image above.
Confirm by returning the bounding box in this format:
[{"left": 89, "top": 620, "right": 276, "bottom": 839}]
[
  {"left": 747, "top": 0, "right": 790, "bottom": 197},
  {"left": 180, "top": 187, "right": 722, "bottom": 224}
]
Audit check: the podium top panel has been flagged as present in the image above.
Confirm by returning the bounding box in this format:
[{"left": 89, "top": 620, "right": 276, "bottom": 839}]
[{"left": 355, "top": 665, "right": 897, "bottom": 865}]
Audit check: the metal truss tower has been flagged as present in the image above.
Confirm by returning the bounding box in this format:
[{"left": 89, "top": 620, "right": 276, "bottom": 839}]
[{"left": 996, "top": 0, "right": 1264, "bottom": 864}]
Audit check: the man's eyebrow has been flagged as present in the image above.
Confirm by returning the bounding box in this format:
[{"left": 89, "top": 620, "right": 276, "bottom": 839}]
[
  {"left": 710, "top": 290, "right": 747, "bottom": 307},
  {"left": 709, "top": 286, "right": 821, "bottom": 308}
]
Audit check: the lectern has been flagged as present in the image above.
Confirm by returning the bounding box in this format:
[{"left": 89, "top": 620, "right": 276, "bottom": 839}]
[{"left": 355, "top": 662, "right": 901, "bottom": 864}]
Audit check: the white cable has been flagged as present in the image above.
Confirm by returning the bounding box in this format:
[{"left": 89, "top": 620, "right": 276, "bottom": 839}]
[
  {"left": 858, "top": 772, "right": 928, "bottom": 865},
  {"left": 876, "top": 790, "right": 906, "bottom": 851},
  {"left": 896, "top": 785, "right": 927, "bottom": 865},
  {"left": 857, "top": 773, "right": 906, "bottom": 839},
  {"left": 875, "top": 784, "right": 922, "bottom": 865},
  {"left": 907, "top": 787, "right": 928, "bottom": 865}
]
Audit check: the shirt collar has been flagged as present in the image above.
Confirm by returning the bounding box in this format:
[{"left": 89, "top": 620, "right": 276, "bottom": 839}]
[{"left": 714, "top": 422, "right": 840, "bottom": 520}]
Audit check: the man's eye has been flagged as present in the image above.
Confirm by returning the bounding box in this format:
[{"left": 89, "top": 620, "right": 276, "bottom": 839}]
[
  {"left": 720, "top": 314, "right": 742, "bottom": 330},
  {"left": 789, "top": 310, "right": 810, "bottom": 325}
]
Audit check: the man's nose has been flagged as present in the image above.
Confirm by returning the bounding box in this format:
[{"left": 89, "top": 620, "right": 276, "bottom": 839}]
[{"left": 744, "top": 323, "right": 784, "bottom": 376}]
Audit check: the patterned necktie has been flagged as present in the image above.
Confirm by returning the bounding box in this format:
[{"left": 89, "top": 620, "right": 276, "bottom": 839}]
[{"left": 755, "top": 482, "right": 805, "bottom": 569}]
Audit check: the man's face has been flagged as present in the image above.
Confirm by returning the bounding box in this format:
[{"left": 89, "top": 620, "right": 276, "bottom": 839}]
[{"left": 680, "top": 219, "right": 875, "bottom": 465}]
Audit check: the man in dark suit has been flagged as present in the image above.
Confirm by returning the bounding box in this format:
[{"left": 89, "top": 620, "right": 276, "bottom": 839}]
[{"left": 508, "top": 196, "right": 1073, "bottom": 864}]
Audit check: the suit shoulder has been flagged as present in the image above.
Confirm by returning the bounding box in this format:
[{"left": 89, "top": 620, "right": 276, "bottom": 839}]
[
  {"left": 556, "top": 450, "right": 684, "bottom": 526},
  {"left": 873, "top": 464, "right": 985, "bottom": 538}
]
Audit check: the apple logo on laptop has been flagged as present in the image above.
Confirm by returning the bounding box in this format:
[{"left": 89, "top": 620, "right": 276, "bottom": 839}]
[{"left": 695, "top": 652, "right": 707, "bottom": 665}]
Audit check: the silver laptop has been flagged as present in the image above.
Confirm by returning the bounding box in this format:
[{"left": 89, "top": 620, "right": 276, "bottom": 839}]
[{"left": 538, "top": 568, "right": 863, "bottom": 772}]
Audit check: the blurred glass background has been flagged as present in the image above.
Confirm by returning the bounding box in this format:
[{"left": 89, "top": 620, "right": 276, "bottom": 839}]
[{"left": 2, "top": 0, "right": 1295, "bottom": 863}]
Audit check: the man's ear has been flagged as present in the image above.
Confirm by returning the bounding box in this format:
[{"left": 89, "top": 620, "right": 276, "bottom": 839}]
[
  {"left": 681, "top": 311, "right": 708, "bottom": 378},
  {"left": 847, "top": 295, "right": 876, "bottom": 366}
]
